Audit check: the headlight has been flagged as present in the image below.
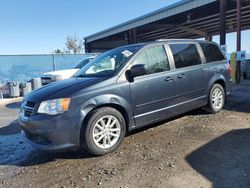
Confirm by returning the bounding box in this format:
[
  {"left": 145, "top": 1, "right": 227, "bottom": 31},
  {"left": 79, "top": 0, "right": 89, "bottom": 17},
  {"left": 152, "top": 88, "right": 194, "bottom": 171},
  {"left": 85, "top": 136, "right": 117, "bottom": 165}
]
[{"left": 38, "top": 98, "right": 71, "bottom": 115}]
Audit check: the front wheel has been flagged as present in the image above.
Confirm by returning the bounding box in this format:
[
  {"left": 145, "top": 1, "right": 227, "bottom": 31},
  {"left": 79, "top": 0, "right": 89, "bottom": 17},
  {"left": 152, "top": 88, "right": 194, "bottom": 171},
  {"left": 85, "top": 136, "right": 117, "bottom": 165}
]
[
  {"left": 82, "top": 107, "right": 126, "bottom": 156},
  {"left": 206, "top": 84, "right": 225, "bottom": 113}
]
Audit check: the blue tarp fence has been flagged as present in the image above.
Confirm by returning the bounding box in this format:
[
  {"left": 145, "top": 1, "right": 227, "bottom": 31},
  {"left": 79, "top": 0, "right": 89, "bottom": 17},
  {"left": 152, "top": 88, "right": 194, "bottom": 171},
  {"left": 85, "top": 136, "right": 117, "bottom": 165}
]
[{"left": 0, "top": 53, "right": 96, "bottom": 82}]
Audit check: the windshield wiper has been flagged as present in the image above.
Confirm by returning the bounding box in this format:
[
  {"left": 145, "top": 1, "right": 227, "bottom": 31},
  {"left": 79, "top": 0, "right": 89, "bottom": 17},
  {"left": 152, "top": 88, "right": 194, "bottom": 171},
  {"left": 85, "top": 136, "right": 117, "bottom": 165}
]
[{"left": 75, "top": 75, "right": 87, "bottom": 77}]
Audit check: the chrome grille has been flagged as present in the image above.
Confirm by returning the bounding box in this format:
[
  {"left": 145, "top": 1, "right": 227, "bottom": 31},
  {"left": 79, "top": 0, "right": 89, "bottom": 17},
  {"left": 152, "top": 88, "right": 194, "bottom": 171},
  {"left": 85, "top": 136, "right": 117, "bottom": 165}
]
[
  {"left": 26, "top": 101, "right": 36, "bottom": 108},
  {"left": 22, "top": 101, "right": 36, "bottom": 117}
]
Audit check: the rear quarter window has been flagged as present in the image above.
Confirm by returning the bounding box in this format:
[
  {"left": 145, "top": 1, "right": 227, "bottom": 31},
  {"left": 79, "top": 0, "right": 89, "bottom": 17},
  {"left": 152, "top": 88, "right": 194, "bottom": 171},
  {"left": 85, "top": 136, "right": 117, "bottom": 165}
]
[{"left": 200, "top": 43, "right": 225, "bottom": 63}]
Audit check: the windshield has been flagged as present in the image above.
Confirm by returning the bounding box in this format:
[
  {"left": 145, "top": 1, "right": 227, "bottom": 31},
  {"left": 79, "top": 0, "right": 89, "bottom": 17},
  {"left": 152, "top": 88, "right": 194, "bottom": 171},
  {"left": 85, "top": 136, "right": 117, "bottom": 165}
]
[
  {"left": 74, "top": 58, "right": 93, "bottom": 69},
  {"left": 74, "top": 45, "right": 143, "bottom": 77}
]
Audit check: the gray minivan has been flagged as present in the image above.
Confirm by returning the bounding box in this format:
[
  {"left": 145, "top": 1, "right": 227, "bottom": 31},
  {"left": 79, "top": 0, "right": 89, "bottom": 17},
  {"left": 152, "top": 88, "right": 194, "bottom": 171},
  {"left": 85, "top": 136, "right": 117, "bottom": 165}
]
[{"left": 19, "top": 40, "right": 232, "bottom": 155}]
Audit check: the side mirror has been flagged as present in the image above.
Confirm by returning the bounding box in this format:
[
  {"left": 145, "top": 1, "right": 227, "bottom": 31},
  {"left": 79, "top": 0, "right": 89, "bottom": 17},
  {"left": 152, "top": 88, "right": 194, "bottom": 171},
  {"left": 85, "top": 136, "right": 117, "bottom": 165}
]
[
  {"left": 130, "top": 64, "right": 147, "bottom": 77},
  {"left": 126, "top": 64, "right": 147, "bottom": 82}
]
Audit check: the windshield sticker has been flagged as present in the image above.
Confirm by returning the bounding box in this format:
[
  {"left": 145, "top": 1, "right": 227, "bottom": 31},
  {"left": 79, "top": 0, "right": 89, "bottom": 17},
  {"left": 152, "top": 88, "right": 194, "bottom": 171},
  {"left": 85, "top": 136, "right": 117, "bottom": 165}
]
[
  {"left": 122, "top": 50, "right": 133, "bottom": 57},
  {"left": 111, "top": 58, "right": 115, "bottom": 69}
]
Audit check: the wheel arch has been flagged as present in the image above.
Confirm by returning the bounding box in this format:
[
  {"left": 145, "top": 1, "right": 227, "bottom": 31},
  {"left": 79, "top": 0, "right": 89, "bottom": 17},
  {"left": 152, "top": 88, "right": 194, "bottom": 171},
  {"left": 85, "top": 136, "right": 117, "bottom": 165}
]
[
  {"left": 207, "top": 74, "right": 227, "bottom": 94},
  {"left": 78, "top": 95, "right": 134, "bottom": 146},
  {"left": 86, "top": 103, "right": 130, "bottom": 131},
  {"left": 214, "top": 79, "right": 226, "bottom": 91}
]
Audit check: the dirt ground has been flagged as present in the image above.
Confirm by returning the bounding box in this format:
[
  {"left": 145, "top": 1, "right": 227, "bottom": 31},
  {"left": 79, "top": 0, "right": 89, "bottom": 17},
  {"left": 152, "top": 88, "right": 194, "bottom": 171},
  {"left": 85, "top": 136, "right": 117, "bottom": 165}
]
[{"left": 0, "top": 81, "right": 250, "bottom": 188}]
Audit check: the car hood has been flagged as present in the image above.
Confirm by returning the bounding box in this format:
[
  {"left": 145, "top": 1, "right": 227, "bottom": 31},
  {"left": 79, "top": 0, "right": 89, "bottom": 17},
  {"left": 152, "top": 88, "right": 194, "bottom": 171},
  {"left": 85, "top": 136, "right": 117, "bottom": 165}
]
[
  {"left": 24, "top": 77, "right": 108, "bottom": 102},
  {"left": 43, "top": 69, "right": 80, "bottom": 79}
]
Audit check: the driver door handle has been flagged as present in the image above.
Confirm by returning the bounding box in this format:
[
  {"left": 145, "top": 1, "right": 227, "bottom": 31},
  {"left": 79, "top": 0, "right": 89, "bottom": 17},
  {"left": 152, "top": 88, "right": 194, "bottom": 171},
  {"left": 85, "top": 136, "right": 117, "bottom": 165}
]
[{"left": 165, "top": 77, "right": 173, "bottom": 82}]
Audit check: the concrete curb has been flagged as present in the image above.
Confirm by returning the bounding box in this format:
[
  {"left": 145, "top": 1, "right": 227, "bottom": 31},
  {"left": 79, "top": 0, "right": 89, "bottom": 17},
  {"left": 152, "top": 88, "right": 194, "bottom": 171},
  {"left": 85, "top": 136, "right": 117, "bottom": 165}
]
[{"left": 0, "top": 97, "right": 23, "bottom": 107}]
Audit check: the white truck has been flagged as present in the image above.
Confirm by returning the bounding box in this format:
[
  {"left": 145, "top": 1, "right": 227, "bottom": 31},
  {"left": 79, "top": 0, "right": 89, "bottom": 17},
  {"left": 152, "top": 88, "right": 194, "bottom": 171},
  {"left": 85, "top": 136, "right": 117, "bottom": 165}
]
[
  {"left": 241, "top": 59, "right": 250, "bottom": 79},
  {"left": 41, "top": 56, "right": 96, "bottom": 85}
]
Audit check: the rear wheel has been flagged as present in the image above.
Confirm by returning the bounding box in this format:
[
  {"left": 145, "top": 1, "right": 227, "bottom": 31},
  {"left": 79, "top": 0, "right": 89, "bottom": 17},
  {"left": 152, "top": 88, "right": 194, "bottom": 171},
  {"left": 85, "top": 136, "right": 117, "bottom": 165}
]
[
  {"left": 82, "top": 107, "right": 126, "bottom": 156},
  {"left": 206, "top": 84, "right": 225, "bottom": 113},
  {"left": 243, "top": 72, "right": 247, "bottom": 79}
]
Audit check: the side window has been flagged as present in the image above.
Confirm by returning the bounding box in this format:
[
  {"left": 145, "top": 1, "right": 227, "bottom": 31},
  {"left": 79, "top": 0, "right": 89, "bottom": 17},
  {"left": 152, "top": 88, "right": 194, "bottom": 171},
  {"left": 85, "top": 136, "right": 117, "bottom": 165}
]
[
  {"left": 169, "top": 43, "right": 202, "bottom": 69},
  {"left": 200, "top": 43, "right": 225, "bottom": 63},
  {"left": 133, "top": 45, "right": 170, "bottom": 75}
]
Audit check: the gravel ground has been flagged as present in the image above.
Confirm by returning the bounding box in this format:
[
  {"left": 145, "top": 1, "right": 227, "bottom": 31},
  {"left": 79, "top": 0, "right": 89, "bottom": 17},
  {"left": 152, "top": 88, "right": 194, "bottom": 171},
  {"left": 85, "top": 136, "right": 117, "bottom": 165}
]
[{"left": 0, "top": 81, "right": 250, "bottom": 188}]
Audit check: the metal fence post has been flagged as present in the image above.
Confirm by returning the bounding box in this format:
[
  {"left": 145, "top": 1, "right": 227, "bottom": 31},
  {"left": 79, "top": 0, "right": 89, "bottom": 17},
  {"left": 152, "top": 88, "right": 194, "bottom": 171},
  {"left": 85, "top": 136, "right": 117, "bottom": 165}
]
[
  {"left": 52, "top": 53, "right": 56, "bottom": 71},
  {"left": 0, "top": 84, "right": 3, "bottom": 99}
]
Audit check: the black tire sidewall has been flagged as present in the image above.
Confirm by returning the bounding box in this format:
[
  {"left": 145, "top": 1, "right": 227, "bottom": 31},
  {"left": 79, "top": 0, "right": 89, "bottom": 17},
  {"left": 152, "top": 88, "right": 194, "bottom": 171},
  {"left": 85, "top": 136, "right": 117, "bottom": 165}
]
[
  {"left": 83, "top": 107, "right": 126, "bottom": 156},
  {"left": 209, "top": 84, "right": 225, "bottom": 113}
]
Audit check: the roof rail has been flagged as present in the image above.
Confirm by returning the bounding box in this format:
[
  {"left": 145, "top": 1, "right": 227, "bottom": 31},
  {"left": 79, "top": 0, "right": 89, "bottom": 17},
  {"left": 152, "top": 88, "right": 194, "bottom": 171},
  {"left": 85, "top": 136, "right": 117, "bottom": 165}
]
[{"left": 155, "top": 39, "right": 197, "bottom": 42}]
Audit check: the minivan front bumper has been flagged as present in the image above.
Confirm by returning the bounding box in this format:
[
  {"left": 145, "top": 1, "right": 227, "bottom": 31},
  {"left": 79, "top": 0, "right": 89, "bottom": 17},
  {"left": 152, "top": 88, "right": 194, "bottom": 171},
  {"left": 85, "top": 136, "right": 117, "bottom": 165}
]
[{"left": 19, "top": 113, "right": 81, "bottom": 152}]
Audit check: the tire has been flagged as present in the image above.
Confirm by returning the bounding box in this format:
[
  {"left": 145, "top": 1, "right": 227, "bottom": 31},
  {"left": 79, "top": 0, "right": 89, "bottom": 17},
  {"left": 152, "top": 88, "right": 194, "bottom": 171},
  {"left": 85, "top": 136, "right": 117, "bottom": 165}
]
[
  {"left": 243, "top": 72, "right": 247, "bottom": 79},
  {"left": 206, "top": 84, "right": 225, "bottom": 113},
  {"left": 82, "top": 107, "right": 126, "bottom": 156}
]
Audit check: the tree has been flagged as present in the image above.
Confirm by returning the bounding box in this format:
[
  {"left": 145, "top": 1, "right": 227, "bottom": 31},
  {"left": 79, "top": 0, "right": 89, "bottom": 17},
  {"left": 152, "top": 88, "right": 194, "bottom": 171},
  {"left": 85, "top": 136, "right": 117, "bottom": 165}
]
[
  {"left": 65, "top": 35, "right": 84, "bottom": 54},
  {"left": 54, "top": 49, "right": 63, "bottom": 54}
]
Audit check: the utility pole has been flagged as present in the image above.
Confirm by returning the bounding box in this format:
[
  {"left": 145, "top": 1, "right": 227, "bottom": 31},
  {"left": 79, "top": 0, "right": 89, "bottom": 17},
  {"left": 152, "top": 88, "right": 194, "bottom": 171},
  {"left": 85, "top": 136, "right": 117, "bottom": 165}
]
[{"left": 236, "top": 0, "right": 241, "bottom": 83}]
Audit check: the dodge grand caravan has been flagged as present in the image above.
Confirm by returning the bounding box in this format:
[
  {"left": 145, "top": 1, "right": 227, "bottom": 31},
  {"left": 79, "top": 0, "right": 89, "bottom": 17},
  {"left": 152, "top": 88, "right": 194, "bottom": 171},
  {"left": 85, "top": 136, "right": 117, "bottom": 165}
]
[{"left": 19, "top": 40, "right": 232, "bottom": 155}]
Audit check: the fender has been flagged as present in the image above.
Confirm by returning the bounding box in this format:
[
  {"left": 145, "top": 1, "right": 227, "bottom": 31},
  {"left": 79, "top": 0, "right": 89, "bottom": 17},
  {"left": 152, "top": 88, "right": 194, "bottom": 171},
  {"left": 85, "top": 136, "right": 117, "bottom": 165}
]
[{"left": 77, "top": 94, "right": 135, "bottom": 131}]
